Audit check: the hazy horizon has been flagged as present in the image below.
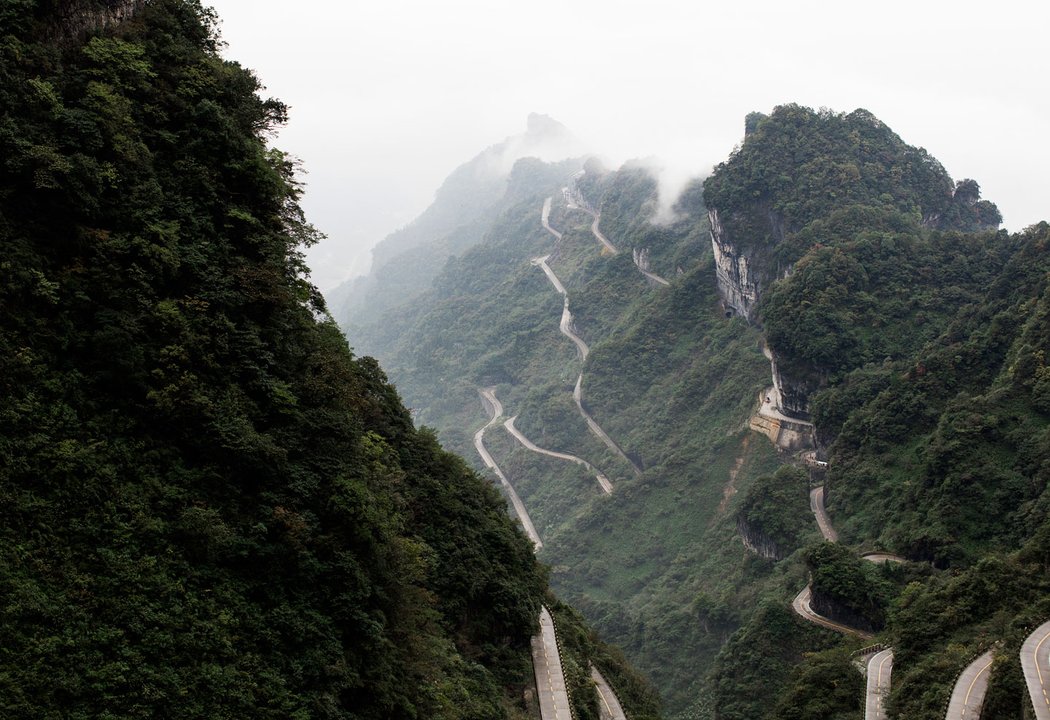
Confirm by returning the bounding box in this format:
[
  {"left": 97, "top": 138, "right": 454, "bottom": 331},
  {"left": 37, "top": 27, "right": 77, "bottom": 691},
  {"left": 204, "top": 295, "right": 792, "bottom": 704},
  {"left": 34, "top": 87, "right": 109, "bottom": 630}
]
[{"left": 207, "top": 0, "right": 1050, "bottom": 292}]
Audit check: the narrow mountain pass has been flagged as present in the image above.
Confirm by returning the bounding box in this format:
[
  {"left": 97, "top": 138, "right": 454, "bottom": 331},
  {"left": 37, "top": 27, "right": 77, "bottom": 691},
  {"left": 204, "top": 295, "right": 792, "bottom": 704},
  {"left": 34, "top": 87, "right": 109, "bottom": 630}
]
[
  {"left": 474, "top": 388, "right": 542, "bottom": 548},
  {"left": 945, "top": 649, "right": 994, "bottom": 720},
  {"left": 564, "top": 182, "right": 674, "bottom": 287},
  {"left": 560, "top": 182, "right": 616, "bottom": 253},
  {"left": 588, "top": 213, "right": 620, "bottom": 255},
  {"left": 533, "top": 606, "right": 573, "bottom": 720},
  {"left": 1022, "top": 620, "right": 1050, "bottom": 720},
  {"left": 783, "top": 443, "right": 908, "bottom": 718},
  {"left": 794, "top": 483, "right": 903, "bottom": 640},
  {"left": 635, "top": 263, "right": 670, "bottom": 287},
  {"left": 531, "top": 255, "right": 590, "bottom": 360},
  {"left": 504, "top": 415, "right": 613, "bottom": 494},
  {"left": 474, "top": 390, "right": 578, "bottom": 717}
]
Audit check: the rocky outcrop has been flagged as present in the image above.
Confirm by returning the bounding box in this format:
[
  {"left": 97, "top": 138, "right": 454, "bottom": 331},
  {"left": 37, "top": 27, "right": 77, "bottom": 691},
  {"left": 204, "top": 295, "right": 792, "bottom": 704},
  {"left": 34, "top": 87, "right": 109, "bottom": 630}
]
[
  {"left": 737, "top": 516, "right": 782, "bottom": 561},
  {"left": 770, "top": 352, "right": 823, "bottom": 421},
  {"left": 710, "top": 209, "right": 762, "bottom": 320},
  {"left": 49, "top": 0, "right": 146, "bottom": 38},
  {"left": 808, "top": 590, "right": 882, "bottom": 635},
  {"left": 708, "top": 207, "right": 788, "bottom": 322},
  {"left": 632, "top": 247, "right": 652, "bottom": 272},
  {"left": 750, "top": 344, "right": 818, "bottom": 436},
  {"left": 748, "top": 410, "right": 813, "bottom": 451}
]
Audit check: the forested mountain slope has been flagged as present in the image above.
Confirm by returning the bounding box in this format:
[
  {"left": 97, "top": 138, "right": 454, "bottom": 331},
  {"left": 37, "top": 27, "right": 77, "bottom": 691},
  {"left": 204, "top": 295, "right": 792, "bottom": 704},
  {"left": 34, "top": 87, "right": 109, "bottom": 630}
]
[
  {"left": 0, "top": 3, "right": 656, "bottom": 718},
  {"left": 346, "top": 102, "right": 1050, "bottom": 719}
]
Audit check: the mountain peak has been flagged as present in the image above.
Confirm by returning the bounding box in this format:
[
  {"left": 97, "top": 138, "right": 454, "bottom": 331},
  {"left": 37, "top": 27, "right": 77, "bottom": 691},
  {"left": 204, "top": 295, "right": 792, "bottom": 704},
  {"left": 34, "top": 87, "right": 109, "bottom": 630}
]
[{"left": 526, "top": 112, "right": 570, "bottom": 138}]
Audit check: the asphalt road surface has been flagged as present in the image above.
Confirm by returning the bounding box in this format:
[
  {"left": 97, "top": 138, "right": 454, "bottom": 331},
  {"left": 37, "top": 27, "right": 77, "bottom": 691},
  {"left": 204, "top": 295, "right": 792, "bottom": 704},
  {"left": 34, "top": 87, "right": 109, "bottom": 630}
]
[
  {"left": 473, "top": 388, "right": 542, "bottom": 548},
  {"left": 791, "top": 584, "right": 873, "bottom": 639},
  {"left": 588, "top": 212, "right": 620, "bottom": 254},
  {"left": 541, "top": 196, "right": 563, "bottom": 240},
  {"left": 1022, "top": 620, "right": 1050, "bottom": 720},
  {"left": 945, "top": 649, "right": 994, "bottom": 720},
  {"left": 531, "top": 254, "right": 639, "bottom": 475},
  {"left": 504, "top": 415, "right": 612, "bottom": 494},
  {"left": 865, "top": 649, "right": 894, "bottom": 720},
  {"left": 533, "top": 607, "right": 572, "bottom": 720},
  {"left": 591, "top": 666, "right": 627, "bottom": 720},
  {"left": 810, "top": 486, "right": 839, "bottom": 542},
  {"left": 531, "top": 255, "right": 590, "bottom": 360},
  {"left": 573, "top": 375, "right": 642, "bottom": 476}
]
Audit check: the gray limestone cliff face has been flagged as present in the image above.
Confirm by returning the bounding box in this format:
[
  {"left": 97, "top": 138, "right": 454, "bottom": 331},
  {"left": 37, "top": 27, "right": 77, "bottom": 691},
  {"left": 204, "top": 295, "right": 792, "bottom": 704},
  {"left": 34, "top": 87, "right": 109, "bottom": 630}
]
[
  {"left": 770, "top": 352, "right": 822, "bottom": 422},
  {"left": 708, "top": 207, "right": 788, "bottom": 322},
  {"left": 709, "top": 205, "right": 820, "bottom": 420},
  {"left": 709, "top": 209, "right": 762, "bottom": 321},
  {"left": 49, "top": 0, "right": 146, "bottom": 38},
  {"left": 737, "top": 516, "right": 782, "bottom": 561}
]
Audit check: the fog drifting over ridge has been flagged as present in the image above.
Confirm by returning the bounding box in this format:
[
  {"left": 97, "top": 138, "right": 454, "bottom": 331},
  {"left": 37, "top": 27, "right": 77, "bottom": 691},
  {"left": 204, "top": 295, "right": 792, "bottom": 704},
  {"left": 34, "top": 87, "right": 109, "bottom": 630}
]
[{"left": 207, "top": 0, "right": 1050, "bottom": 292}]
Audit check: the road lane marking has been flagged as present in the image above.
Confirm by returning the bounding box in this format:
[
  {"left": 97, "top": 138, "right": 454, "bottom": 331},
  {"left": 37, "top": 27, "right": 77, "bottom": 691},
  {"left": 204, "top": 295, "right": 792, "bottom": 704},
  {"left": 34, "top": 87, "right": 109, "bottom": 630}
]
[
  {"left": 963, "top": 655, "right": 994, "bottom": 712},
  {"left": 598, "top": 685, "right": 613, "bottom": 717},
  {"left": 1036, "top": 627, "right": 1050, "bottom": 709}
]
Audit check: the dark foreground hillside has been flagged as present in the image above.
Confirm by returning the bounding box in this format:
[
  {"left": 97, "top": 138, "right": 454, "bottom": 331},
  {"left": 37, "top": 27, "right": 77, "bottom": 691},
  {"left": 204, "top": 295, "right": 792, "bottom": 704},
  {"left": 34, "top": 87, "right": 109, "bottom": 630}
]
[{"left": 0, "top": 2, "right": 647, "bottom": 717}]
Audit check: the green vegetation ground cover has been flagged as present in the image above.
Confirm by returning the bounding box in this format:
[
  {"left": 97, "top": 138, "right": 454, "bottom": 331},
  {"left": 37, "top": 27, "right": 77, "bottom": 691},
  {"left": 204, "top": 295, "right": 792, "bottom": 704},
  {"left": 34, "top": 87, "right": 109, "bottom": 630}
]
[
  {"left": 699, "top": 105, "right": 1050, "bottom": 719},
  {"left": 344, "top": 100, "right": 1050, "bottom": 719},
  {"left": 0, "top": 3, "right": 670, "bottom": 718}
]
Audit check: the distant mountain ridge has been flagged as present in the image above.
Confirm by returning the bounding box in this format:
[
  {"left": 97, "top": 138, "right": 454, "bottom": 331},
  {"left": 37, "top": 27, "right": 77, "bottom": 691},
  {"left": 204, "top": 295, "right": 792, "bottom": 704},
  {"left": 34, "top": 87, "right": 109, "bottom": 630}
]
[
  {"left": 328, "top": 113, "right": 587, "bottom": 326},
  {"left": 341, "top": 102, "right": 1050, "bottom": 719}
]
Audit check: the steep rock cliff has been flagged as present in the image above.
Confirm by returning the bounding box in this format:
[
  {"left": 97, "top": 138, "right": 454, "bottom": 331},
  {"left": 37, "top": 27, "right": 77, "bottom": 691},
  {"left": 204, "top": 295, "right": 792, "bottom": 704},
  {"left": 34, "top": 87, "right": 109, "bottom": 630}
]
[
  {"left": 706, "top": 105, "right": 1002, "bottom": 420},
  {"left": 737, "top": 515, "right": 782, "bottom": 561},
  {"left": 808, "top": 591, "right": 881, "bottom": 635},
  {"left": 708, "top": 207, "right": 788, "bottom": 321},
  {"left": 769, "top": 351, "right": 821, "bottom": 422},
  {"left": 48, "top": 0, "right": 146, "bottom": 37}
]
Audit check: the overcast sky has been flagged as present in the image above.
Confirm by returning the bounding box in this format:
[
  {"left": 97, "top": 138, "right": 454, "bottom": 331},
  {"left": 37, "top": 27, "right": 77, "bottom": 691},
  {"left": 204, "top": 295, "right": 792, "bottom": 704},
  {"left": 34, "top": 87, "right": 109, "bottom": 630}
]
[{"left": 207, "top": 0, "right": 1050, "bottom": 292}]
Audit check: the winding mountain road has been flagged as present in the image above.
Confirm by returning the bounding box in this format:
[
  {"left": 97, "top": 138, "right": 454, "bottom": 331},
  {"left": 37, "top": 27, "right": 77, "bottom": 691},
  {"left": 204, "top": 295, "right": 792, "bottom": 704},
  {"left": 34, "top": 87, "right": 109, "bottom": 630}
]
[
  {"left": 504, "top": 415, "right": 613, "bottom": 494},
  {"left": 531, "top": 244, "right": 641, "bottom": 475},
  {"left": 531, "top": 255, "right": 590, "bottom": 360},
  {"left": 865, "top": 649, "right": 894, "bottom": 720},
  {"left": 799, "top": 432, "right": 1006, "bottom": 720},
  {"left": 758, "top": 385, "right": 814, "bottom": 427},
  {"left": 474, "top": 388, "right": 542, "bottom": 548},
  {"left": 591, "top": 666, "right": 628, "bottom": 720},
  {"left": 542, "top": 196, "right": 563, "bottom": 240},
  {"left": 588, "top": 213, "right": 620, "bottom": 254},
  {"left": 533, "top": 606, "right": 572, "bottom": 720},
  {"left": 810, "top": 486, "right": 839, "bottom": 542},
  {"left": 574, "top": 375, "right": 642, "bottom": 476},
  {"left": 636, "top": 264, "right": 670, "bottom": 286},
  {"left": 793, "top": 487, "right": 898, "bottom": 640},
  {"left": 562, "top": 184, "right": 619, "bottom": 255},
  {"left": 946, "top": 649, "right": 994, "bottom": 720},
  {"left": 1022, "top": 620, "right": 1050, "bottom": 720},
  {"left": 791, "top": 584, "right": 873, "bottom": 639},
  {"left": 795, "top": 479, "right": 911, "bottom": 720},
  {"left": 632, "top": 248, "right": 670, "bottom": 286}
]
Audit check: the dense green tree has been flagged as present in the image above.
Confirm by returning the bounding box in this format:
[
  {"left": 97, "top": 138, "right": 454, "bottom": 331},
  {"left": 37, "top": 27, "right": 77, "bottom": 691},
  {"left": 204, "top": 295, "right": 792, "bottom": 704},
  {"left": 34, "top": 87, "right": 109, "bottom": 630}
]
[{"left": 0, "top": 2, "right": 553, "bottom": 717}]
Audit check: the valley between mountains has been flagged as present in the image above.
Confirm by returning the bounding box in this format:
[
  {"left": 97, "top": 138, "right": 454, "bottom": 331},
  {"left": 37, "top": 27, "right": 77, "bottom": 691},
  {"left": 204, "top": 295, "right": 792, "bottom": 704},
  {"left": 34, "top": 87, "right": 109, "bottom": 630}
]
[
  {"left": 341, "top": 106, "right": 1050, "bottom": 719},
  {"left": 10, "top": 4, "right": 1050, "bottom": 719}
]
